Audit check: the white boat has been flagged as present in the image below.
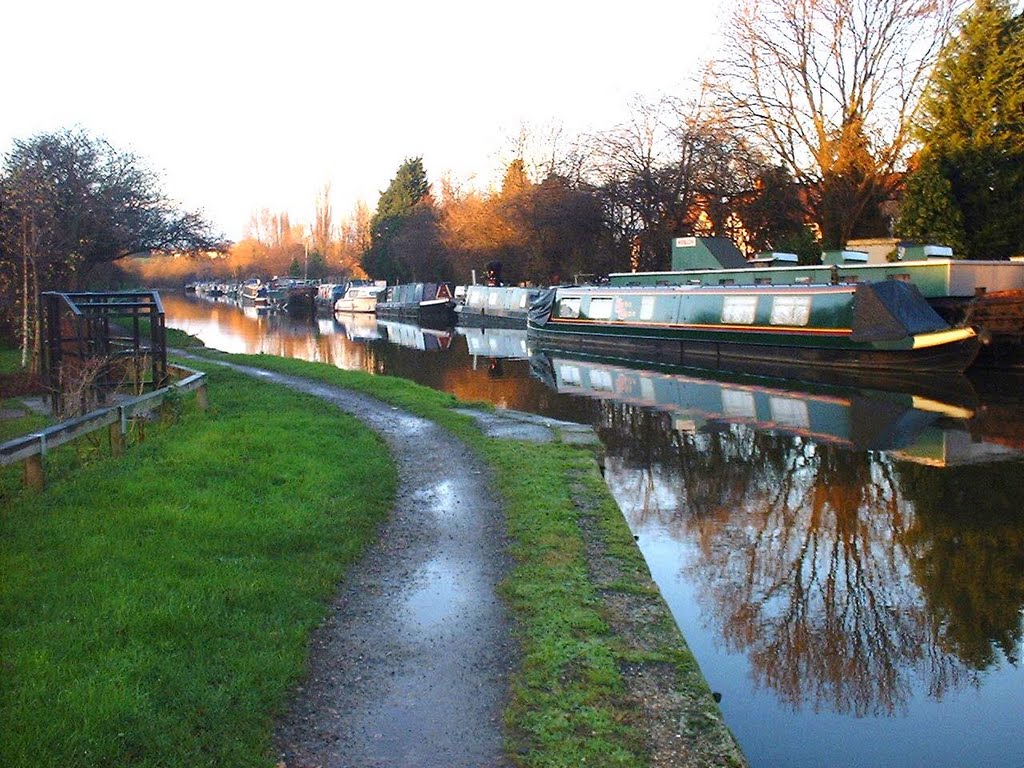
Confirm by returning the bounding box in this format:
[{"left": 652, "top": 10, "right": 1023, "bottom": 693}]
[{"left": 334, "top": 281, "right": 386, "bottom": 313}]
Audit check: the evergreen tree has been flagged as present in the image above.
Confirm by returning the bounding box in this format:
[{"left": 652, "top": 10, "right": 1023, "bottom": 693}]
[
  {"left": 362, "top": 157, "right": 431, "bottom": 281},
  {"left": 895, "top": 154, "right": 968, "bottom": 254},
  {"left": 911, "top": 0, "right": 1024, "bottom": 259}
]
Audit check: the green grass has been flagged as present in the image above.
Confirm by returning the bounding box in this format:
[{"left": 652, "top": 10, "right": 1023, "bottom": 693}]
[
  {"left": 0, "top": 348, "right": 51, "bottom": 442},
  {"left": 1, "top": 363, "right": 396, "bottom": 767}
]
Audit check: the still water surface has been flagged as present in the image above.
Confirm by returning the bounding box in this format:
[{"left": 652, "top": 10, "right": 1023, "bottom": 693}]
[{"left": 166, "top": 293, "right": 1024, "bottom": 768}]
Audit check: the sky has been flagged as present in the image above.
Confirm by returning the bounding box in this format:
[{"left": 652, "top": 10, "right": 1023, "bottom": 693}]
[{"left": 3, "top": 0, "right": 726, "bottom": 241}]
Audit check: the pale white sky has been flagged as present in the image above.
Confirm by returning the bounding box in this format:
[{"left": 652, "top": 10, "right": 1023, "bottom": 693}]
[{"left": 2, "top": 0, "right": 725, "bottom": 241}]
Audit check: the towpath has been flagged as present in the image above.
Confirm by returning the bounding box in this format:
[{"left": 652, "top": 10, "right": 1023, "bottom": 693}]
[{"left": 181, "top": 357, "right": 530, "bottom": 768}]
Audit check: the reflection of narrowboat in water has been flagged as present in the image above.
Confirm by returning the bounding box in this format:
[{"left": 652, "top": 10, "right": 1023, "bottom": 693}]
[
  {"left": 527, "top": 281, "right": 979, "bottom": 374},
  {"left": 376, "top": 283, "right": 456, "bottom": 326},
  {"left": 456, "top": 326, "right": 529, "bottom": 360},
  {"left": 378, "top": 320, "right": 453, "bottom": 351},
  {"left": 531, "top": 352, "right": 975, "bottom": 452},
  {"left": 335, "top": 311, "right": 383, "bottom": 341},
  {"left": 456, "top": 285, "right": 541, "bottom": 327}
]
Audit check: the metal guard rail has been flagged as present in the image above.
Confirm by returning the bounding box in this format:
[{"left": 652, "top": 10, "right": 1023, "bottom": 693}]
[{"left": 1, "top": 363, "right": 205, "bottom": 467}]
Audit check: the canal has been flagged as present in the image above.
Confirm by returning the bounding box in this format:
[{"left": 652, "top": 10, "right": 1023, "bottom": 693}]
[{"left": 165, "top": 292, "right": 1024, "bottom": 768}]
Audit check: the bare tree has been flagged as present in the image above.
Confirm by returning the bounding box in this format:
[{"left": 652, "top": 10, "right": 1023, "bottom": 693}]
[
  {"left": 501, "top": 120, "right": 588, "bottom": 187},
  {"left": 589, "top": 93, "right": 769, "bottom": 270},
  {"left": 312, "top": 182, "right": 333, "bottom": 258},
  {"left": 0, "top": 128, "right": 219, "bottom": 361},
  {"left": 716, "top": 0, "right": 957, "bottom": 247}
]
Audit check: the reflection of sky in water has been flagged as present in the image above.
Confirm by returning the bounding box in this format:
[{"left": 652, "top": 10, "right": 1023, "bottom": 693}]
[{"left": 404, "top": 557, "right": 465, "bottom": 633}]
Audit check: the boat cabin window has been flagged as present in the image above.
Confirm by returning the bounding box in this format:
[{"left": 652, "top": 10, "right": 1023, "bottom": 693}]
[
  {"left": 519, "top": 293, "right": 530, "bottom": 308},
  {"left": 721, "top": 388, "right": 756, "bottom": 419},
  {"left": 838, "top": 274, "right": 859, "bottom": 284},
  {"left": 754, "top": 277, "right": 773, "bottom": 285},
  {"left": 718, "top": 279, "right": 736, "bottom": 286},
  {"left": 722, "top": 295, "right": 758, "bottom": 324},
  {"left": 588, "top": 297, "right": 615, "bottom": 320},
  {"left": 557, "top": 297, "right": 581, "bottom": 319},
  {"left": 794, "top": 276, "right": 812, "bottom": 285},
  {"left": 488, "top": 291, "right": 500, "bottom": 306},
  {"left": 888, "top": 273, "right": 912, "bottom": 282},
  {"left": 640, "top": 296, "right": 656, "bottom": 321},
  {"left": 769, "top": 295, "right": 812, "bottom": 326}
]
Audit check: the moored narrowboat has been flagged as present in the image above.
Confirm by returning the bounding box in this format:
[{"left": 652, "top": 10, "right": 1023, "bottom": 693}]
[
  {"left": 526, "top": 281, "right": 979, "bottom": 374},
  {"left": 315, "top": 283, "right": 347, "bottom": 314},
  {"left": 376, "top": 282, "right": 456, "bottom": 326},
  {"left": 455, "top": 285, "right": 541, "bottom": 327},
  {"left": 334, "top": 280, "right": 386, "bottom": 314},
  {"left": 610, "top": 236, "right": 1024, "bottom": 367},
  {"left": 239, "top": 278, "right": 270, "bottom": 309}
]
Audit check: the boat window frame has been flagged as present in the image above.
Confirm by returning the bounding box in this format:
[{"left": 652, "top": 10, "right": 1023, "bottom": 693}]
[
  {"left": 722, "top": 295, "right": 758, "bottom": 325},
  {"left": 640, "top": 295, "right": 656, "bottom": 321},
  {"left": 588, "top": 297, "right": 615, "bottom": 320},
  {"left": 557, "top": 297, "right": 582, "bottom": 319},
  {"left": 769, "top": 294, "right": 812, "bottom": 326}
]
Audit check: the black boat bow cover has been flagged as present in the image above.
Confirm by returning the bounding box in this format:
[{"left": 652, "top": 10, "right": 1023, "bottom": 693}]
[
  {"left": 850, "top": 281, "right": 950, "bottom": 342},
  {"left": 528, "top": 288, "right": 557, "bottom": 326}
]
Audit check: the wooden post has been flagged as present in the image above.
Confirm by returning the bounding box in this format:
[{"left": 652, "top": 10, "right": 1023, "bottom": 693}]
[
  {"left": 110, "top": 421, "right": 125, "bottom": 458},
  {"left": 195, "top": 383, "right": 209, "bottom": 411},
  {"left": 23, "top": 455, "right": 45, "bottom": 491}
]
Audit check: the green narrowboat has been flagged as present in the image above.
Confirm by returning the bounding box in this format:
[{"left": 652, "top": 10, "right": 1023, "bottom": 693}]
[
  {"left": 526, "top": 281, "right": 979, "bottom": 374},
  {"left": 610, "top": 237, "right": 1024, "bottom": 367}
]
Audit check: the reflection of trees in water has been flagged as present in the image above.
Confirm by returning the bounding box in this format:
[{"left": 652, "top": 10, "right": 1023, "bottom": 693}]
[
  {"left": 598, "top": 402, "right": 1024, "bottom": 716},
  {"left": 897, "top": 460, "right": 1024, "bottom": 671}
]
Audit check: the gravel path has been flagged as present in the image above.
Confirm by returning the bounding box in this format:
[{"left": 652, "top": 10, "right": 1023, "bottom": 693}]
[{"left": 194, "top": 360, "right": 515, "bottom": 768}]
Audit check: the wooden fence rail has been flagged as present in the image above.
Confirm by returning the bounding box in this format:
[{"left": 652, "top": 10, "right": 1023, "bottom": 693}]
[{"left": 1, "top": 364, "right": 207, "bottom": 491}]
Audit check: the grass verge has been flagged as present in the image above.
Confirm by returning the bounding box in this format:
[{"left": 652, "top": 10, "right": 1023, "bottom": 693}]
[
  {"left": 1, "top": 361, "right": 396, "bottom": 767},
  {"left": 0, "top": 348, "right": 51, "bottom": 443}
]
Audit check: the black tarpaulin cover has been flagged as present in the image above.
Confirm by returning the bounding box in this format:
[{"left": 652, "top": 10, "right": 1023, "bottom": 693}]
[
  {"left": 849, "top": 281, "right": 950, "bottom": 342},
  {"left": 528, "top": 288, "right": 557, "bottom": 326}
]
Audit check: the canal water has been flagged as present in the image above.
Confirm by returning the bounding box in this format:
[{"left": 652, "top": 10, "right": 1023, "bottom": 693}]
[{"left": 165, "top": 292, "right": 1024, "bottom": 768}]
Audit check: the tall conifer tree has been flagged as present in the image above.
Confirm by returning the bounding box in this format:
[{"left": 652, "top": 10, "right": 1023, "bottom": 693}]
[
  {"left": 362, "top": 157, "right": 431, "bottom": 281},
  {"left": 905, "top": 0, "right": 1024, "bottom": 258}
]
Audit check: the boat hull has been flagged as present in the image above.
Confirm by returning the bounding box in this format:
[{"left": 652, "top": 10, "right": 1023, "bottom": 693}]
[{"left": 528, "top": 322, "right": 980, "bottom": 375}]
